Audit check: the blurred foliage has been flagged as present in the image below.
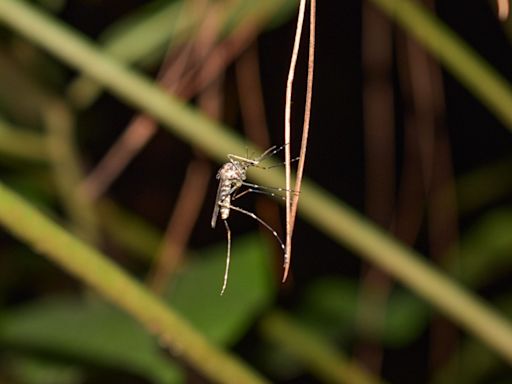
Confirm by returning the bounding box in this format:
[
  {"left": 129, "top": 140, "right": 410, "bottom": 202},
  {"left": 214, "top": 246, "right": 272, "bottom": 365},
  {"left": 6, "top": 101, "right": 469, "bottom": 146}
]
[
  {"left": 0, "top": 0, "right": 511, "bottom": 383},
  {"left": 0, "top": 234, "right": 273, "bottom": 383}
]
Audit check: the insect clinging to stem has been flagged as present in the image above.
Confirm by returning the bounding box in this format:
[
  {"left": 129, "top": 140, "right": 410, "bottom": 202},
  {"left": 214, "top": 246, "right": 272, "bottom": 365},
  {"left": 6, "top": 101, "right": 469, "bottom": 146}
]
[{"left": 211, "top": 144, "right": 297, "bottom": 295}]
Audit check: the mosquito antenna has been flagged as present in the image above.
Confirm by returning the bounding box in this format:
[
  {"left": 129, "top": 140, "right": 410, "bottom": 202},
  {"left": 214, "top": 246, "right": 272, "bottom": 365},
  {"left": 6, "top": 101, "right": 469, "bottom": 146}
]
[
  {"left": 221, "top": 220, "right": 231, "bottom": 295},
  {"left": 255, "top": 143, "right": 292, "bottom": 162},
  {"left": 254, "top": 156, "right": 300, "bottom": 170},
  {"left": 255, "top": 145, "right": 277, "bottom": 161}
]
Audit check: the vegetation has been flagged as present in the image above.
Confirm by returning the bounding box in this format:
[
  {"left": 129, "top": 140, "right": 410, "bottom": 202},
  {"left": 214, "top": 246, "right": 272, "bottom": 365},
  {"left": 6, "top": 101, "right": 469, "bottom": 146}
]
[{"left": 0, "top": 0, "right": 511, "bottom": 382}]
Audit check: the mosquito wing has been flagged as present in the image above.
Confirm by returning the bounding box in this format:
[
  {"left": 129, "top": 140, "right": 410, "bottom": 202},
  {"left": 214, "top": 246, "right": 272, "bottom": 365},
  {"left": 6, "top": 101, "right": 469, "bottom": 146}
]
[{"left": 211, "top": 177, "right": 223, "bottom": 228}]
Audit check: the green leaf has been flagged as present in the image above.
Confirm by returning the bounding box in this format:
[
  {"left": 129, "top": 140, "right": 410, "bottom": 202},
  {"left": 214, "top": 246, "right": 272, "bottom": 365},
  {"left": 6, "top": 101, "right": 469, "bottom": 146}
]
[
  {"left": 447, "top": 208, "right": 512, "bottom": 286},
  {"left": 0, "top": 297, "right": 183, "bottom": 384},
  {"left": 167, "top": 233, "right": 276, "bottom": 345},
  {"left": 2, "top": 355, "right": 84, "bottom": 384},
  {"left": 382, "top": 290, "right": 430, "bottom": 346},
  {"left": 296, "top": 277, "right": 429, "bottom": 346},
  {"left": 297, "top": 277, "right": 358, "bottom": 341}
]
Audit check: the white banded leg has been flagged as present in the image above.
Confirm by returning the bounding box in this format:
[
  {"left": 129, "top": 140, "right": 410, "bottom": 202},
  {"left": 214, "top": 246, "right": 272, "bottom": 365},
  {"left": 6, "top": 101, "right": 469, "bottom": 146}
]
[
  {"left": 221, "top": 220, "right": 231, "bottom": 295},
  {"left": 232, "top": 182, "right": 298, "bottom": 201}
]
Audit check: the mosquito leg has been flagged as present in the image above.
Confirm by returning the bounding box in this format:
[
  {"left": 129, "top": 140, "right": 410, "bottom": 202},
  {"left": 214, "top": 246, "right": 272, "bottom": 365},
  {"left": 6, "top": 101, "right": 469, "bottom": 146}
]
[
  {"left": 221, "top": 220, "right": 231, "bottom": 295},
  {"left": 241, "top": 181, "right": 298, "bottom": 194},
  {"left": 226, "top": 204, "right": 288, "bottom": 273},
  {"left": 232, "top": 188, "right": 285, "bottom": 201}
]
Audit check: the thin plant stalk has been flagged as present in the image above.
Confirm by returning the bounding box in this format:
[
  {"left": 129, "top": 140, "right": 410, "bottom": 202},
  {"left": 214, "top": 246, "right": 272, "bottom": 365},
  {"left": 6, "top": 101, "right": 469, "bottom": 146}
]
[
  {"left": 289, "top": 0, "right": 316, "bottom": 280},
  {"left": 284, "top": 0, "right": 306, "bottom": 282},
  {"left": 43, "top": 100, "right": 99, "bottom": 243},
  {"left": 0, "top": 116, "right": 47, "bottom": 161},
  {"left": 2, "top": 0, "right": 512, "bottom": 364},
  {"left": 497, "top": 0, "right": 510, "bottom": 20}
]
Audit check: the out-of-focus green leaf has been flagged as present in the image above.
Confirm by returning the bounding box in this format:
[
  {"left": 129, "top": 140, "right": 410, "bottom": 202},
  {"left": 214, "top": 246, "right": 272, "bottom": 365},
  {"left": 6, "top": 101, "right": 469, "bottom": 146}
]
[
  {"left": 456, "top": 157, "right": 512, "bottom": 214},
  {"left": 2, "top": 355, "right": 83, "bottom": 384},
  {"left": 297, "top": 277, "right": 358, "bottom": 341},
  {"left": 263, "top": 0, "right": 298, "bottom": 30},
  {"left": 0, "top": 298, "right": 183, "bottom": 384},
  {"left": 446, "top": 208, "right": 512, "bottom": 287},
  {"left": 256, "top": 342, "right": 302, "bottom": 380},
  {"left": 296, "top": 277, "right": 430, "bottom": 347},
  {"left": 167, "top": 233, "right": 276, "bottom": 345},
  {"left": 381, "top": 290, "right": 430, "bottom": 346}
]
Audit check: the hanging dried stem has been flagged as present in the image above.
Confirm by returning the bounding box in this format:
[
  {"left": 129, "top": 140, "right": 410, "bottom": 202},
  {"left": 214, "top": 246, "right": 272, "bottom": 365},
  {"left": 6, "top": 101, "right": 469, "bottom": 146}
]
[
  {"left": 498, "top": 0, "right": 510, "bottom": 20},
  {"left": 290, "top": 0, "right": 315, "bottom": 262},
  {"left": 284, "top": 0, "right": 315, "bottom": 282},
  {"left": 284, "top": 0, "right": 306, "bottom": 282}
]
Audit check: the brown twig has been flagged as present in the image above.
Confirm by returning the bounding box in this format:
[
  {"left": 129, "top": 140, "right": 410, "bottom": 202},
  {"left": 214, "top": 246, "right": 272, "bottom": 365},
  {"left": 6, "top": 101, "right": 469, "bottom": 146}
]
[
  {"left": 147, "top": 159, "right": 212, "bottom": 293},
  {"left": 236, "top": 45, "right": 271, "bottom": 147},
  {"left": 284, "top": 0, "right": 316, "bottom": 282},
  {"left": 284, "top": 0, "right": 306, "bottom": 283},
  {"left": 355, "top": 1, "right": 395, "bottom": 372},
  {"left": 79, "top": 114, "right": 158, "bottom": 200},
  {"left": 498, "top": 0, "right": 510, "bottom": 20},
  {"left": 176, "top": 11, "right": 262, "bottom": 100}
]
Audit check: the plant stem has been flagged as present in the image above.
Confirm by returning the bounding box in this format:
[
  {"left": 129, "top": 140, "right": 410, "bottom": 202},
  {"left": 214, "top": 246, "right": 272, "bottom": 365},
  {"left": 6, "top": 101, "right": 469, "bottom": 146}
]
[
  {"left": 43, "top": 100, "right": 99, "bottom": 243},
  {"left": 1, "top": 0, "right": 512, "bottom": 365},
  {"left": 0, "top": 116, "right": 47, "bottom": 162},
  {"left": 370, "top": 0, "right": 512, "bottom": 131},
  {"left": 0, "top": 181, "right": 268, "bottom": 384}
]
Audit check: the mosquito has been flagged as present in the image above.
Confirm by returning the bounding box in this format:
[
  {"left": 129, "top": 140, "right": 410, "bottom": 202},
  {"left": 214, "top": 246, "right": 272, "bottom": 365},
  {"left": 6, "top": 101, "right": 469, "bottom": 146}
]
[{"left": 211, "top": 144, "right": 296, "bottom": 295}]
